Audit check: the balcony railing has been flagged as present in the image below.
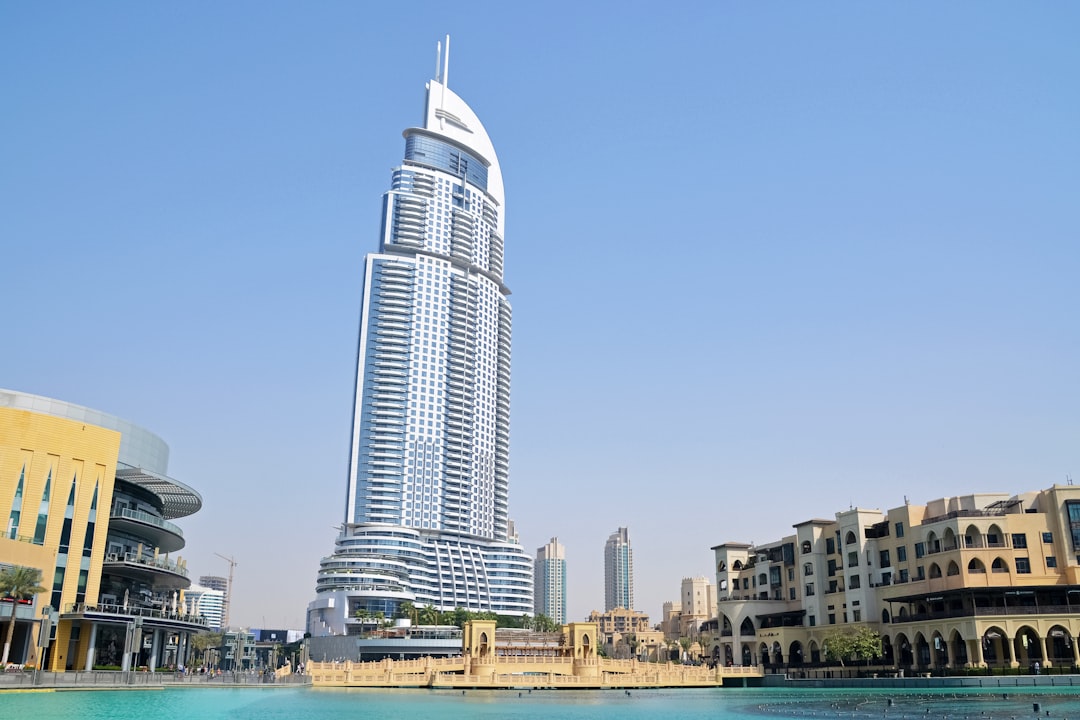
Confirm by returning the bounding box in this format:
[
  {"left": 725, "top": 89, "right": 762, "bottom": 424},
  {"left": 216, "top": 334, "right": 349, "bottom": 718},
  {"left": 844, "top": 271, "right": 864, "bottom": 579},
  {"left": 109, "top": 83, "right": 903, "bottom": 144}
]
[
  {"left": 63, "top": 602, "right": 208, "bottom": 626},
  {"left": 921, "top": 508, "right": 1009, "bottom": 525},
  {"left": 104, "top": 552, "right": 188, "bottom": 578},
  {"left": 925, "top": 543, "right": 960, "bottom": 555},
  {"left": 111, "top": 508, "right": 184, "bottom": 538},
  {"left": 891, "top": 604, "right": 1076, "bottom": 623}
]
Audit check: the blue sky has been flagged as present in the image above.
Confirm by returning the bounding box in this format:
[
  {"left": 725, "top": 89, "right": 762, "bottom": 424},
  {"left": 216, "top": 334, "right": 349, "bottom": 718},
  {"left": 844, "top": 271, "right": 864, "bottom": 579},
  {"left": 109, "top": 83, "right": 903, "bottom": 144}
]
[{"left": 2, "top": 3, "right": 1077, "bottom": 628}]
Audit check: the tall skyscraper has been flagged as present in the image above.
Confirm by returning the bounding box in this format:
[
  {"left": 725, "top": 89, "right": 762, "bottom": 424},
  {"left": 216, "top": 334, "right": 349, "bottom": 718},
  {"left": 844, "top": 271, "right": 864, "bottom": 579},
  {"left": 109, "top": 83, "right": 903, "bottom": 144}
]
[
  {"left": 604, "top": 527, "right": 634, "bottom": 611},
  {"left": 185, "top": 585, "right": 226, "bottom": 630},
  {"left": 199, "top": 574, "right": 230, "bottom": 627},
  {"left": 308, "top": 39, "right": 532, "bottom": 637},
  {"left": 534, "top": 537, "right": 567, "bottom": 624}
]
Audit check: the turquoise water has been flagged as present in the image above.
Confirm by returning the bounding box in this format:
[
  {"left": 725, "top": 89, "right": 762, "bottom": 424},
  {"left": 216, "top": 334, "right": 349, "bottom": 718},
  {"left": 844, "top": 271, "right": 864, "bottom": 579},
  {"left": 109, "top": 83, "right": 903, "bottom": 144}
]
[{"left": 5, "top": 687, "right": 1080, "bottom": 720}]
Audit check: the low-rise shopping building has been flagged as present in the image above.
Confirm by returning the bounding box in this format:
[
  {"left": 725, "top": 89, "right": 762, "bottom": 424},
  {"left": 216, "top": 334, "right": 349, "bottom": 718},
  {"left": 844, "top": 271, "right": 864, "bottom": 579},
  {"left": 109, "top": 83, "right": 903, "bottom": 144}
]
[{"left": 0, "top": 389, "right": 206, "bottom": 671}]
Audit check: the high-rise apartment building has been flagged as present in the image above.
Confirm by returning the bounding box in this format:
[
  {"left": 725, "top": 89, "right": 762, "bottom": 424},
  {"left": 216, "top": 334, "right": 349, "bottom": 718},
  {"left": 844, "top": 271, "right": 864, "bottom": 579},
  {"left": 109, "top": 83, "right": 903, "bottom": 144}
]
[
  {"left": 199, "top": 575, "right": 227, "bottom": 593},
  {"left": 534, "top": 537, "right": 567, "bottom": 624},
  {"left": 604, "top": 527, "right": 634, "bottom": 611},
  {"left": 308, "top": 40, "right": 532, "bottom": 637},
  {"left": 185, "top": 585, "right": 226, "bottom": 630}
]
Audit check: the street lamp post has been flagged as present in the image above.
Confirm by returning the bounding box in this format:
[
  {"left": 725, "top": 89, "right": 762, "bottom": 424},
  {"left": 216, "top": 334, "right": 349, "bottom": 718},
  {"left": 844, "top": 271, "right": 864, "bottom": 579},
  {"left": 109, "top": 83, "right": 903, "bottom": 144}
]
[{"left": 33, "top": 605, "right": 53, "bottom": 686}]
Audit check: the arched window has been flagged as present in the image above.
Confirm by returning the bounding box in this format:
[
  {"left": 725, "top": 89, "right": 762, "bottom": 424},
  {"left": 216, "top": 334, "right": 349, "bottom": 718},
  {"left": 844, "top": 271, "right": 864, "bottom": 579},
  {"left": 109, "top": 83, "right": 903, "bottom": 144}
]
[
  {"left": 845, "top": 531, "right": 857, "bottom": 545},
  {"left": 992, "top": 557, "right": 1009, "bottom": 573},
  {"left": 801, "top": 541, "right": 812, "bottom": 554},
  {"left": 732, "top": 560, "right": 743, "bottom": 571},
  {"left": 929, "top": 563, "right": 942, "bottom": 578},
  {"left": 717, "top": 561, "right": 726, "bottom": 572},
  {"left": 968, "top": 558, "right": 986, "bottom": 573},
  {"left": 947, "top": 561, "right": 960, "bottom": 576},
  {"left": 803, "top": 562, "right": 814, "bottom": 576},
  {"left": 882, "top": 609, "right": 891, "bottom": 624}
]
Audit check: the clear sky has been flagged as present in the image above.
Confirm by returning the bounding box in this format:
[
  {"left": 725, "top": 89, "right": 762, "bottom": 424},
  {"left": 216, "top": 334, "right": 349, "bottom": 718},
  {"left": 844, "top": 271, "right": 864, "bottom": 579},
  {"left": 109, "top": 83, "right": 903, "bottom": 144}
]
[{"left": 2, "top": 3, "right": 1077, "bottom": 629}]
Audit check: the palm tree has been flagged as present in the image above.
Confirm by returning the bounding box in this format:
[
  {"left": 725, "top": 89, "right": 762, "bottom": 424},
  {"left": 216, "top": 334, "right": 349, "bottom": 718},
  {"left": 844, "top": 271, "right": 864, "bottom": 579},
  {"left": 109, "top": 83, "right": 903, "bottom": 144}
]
[
  {"left": 0, "top": 566, "right": 46, "bottom": 666},
  {"left": 189, "top": 631, "right": 223, "bottom": 668},
  {"left": 419, "top": 604, "right": 439, "bottom": 625},
  {"left": 678, "top": 637, "right": 692, "bottom": 663}
]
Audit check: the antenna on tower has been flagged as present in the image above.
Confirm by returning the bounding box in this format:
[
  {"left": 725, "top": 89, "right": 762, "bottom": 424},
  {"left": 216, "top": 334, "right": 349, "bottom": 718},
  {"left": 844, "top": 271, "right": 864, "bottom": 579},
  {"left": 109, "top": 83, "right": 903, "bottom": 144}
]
[
  {"left": 436, "top": 39, "right": 442, "bottom": 82},
  {"left": 1068, "top": 474, "right": 1074, "bottom": 486},
  {"left": 442, "top": 34, "right": 451, "bottom": 88},
  {"left": 214, "top": 552, "right": 238, "bottom": 628}
]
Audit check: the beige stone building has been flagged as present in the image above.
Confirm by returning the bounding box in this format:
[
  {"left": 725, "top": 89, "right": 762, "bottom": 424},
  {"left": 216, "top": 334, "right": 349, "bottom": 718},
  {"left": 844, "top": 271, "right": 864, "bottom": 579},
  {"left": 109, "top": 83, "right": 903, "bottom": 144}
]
[
  {"left": 588, "top": 607, "right": 653, "bottom": 658},
  {"left": 661, "top": 576, "right": 715, "bottom": 660},
  {"left": 710, "top": 486, "right": 1080, "bottom": 672}
]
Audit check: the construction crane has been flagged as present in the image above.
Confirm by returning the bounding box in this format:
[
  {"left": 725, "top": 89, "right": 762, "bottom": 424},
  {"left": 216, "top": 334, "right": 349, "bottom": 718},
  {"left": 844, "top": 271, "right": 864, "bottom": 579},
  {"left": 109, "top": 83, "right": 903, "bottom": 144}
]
[{"left": 214, "top": 553, "right": 238, "bottom": 628}]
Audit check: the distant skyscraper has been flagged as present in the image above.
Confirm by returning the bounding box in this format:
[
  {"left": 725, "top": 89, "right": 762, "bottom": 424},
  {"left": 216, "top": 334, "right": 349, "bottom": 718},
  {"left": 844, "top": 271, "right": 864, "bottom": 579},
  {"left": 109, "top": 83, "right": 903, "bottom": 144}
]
[
  {"left": 604, "top": 528, "right": 634, "bottom": 611},
  {"left": 308, "top": 38, "right": 532, "bottom": 637},
  {"left": 199, "top": 574, "right": 229, "bottom": 625},
  {"left": 199, "top": 575, "right": 227, "bottom": 593},
  {"left": 185, "top": 585, "right": 226, "bottom": 630},
  {"left": 534, "top": 537, "right": 567, "bottom": 624}
]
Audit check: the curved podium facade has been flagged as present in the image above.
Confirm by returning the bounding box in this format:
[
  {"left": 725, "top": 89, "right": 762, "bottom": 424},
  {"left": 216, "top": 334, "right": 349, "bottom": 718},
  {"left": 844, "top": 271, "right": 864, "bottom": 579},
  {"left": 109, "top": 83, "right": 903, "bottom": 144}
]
[{"left": 0, "top": 389, "right": 206, "bottom": 671}]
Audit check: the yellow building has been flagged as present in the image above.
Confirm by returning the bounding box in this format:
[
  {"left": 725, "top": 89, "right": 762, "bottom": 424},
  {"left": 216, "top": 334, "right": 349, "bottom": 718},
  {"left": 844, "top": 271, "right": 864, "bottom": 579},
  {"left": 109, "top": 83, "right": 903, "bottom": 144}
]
[
  {"left": 711, "top": 486, "right": 1080, "bottom": 672},
  {"left": 0, "top": 390, "right": 205, "bottom": 671}
]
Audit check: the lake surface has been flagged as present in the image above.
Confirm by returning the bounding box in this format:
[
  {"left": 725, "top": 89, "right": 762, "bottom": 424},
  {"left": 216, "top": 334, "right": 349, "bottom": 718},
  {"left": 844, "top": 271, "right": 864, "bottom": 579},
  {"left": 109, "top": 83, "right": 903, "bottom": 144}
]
[{"left": 4, "top": 686, "right": 1080, "bottom": 720}]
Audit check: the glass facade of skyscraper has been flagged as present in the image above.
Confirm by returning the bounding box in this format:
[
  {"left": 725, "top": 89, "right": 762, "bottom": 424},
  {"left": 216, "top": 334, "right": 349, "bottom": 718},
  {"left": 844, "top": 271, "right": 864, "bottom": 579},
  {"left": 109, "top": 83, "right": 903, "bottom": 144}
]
[
  {"left": 604, "top": 527, "right": 634, "bottom": 611},
  {"left": 535, "top": 537, "right": 567, "bottom": 625}
]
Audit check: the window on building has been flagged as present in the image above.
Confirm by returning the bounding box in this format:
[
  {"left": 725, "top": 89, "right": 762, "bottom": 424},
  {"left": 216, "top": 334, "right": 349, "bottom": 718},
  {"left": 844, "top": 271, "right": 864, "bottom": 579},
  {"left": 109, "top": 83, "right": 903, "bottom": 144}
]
[
  {"left": 914, "top": 542, "right": 926, "bottom": 559},
  {"left": 789, "top": 587, "right": 796, "bottom": 600},
  {"left": 1047, "top": 556, "right": 1057, "bottom": 568},
  {"left": 827, "top": 558, "right": 837, "bottom": 576},
  {"left": 849, "top": 575, "right": 861, "bottom": 589},
  {"left": 802, "top": 541, "right": 812, "bottom": 553},
  {"left": 1068, "top": 501, "right": 1080, "bottom": 549},
  {"left": 1012, "top": 534, "right": 1028, "bottom": 549},
  {"left": 853, "top": 609, "right": 862, "bottom": 622},
  {"left": 1043, "top": 532, "right": 1054, "bottom": 544},
  {"left": 805, "top": 583, "right": 815, "bottom": 596},
  {"left": 895, "top": 522, "right": 904, "bottom": 538},
  {"left": 828, "top": 613, "right": 836, "bottom": 625},
  {"left": 1016, "top": 558, "right": 1031, "bottom": 574},
  {"left": 809, "top": 615, "right": 816, "bottom": 627},
  {"left": 848, "top": 551, "right": 859, "bottom": 568},
  {"left": 916, "top": 566, "right": 925, "bottom": 580},
  {"left": 788, "top": 568, "right": 794, "bottom": 581},
  {"left": 897, "top": 546, "right": 907, "bottom": 562},
  {"left": 899, "top": 568, "right": 909, "bottom": 583},
  {"left": 826, "top": 538, "right": 836, "bottom": 555},
  {"left": 879, "top": 550, "right": 891, "bottom": 568},
  {"left": 804, "top": 562, "right": 814, "bottom": 576}
]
